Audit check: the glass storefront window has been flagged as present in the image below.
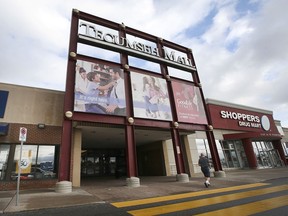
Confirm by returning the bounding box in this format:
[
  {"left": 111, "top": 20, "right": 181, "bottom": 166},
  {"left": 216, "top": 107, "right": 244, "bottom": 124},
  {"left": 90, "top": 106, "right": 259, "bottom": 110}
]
[
  {"left": 195, "top": 139, "right": 212, "bottom": 167},
  {"left": 37, "top": 146, "right": 55, "bottom": 169},
  {"left": 196, "top": 139, "right": 206, "bottom": 154},
  {"left": 219, "top": 140, "right": 241, "bottom": 168},
  {"left": 216, "top": 140, "right": 227, "bottom": 168},
  {"left": 282, "top": 142, "right": 288, "bottom": 156},
  {"left": 230, "top": 150, "right": 240, "bottom": 167},
  {"left": 196, "top": 139, "right": 210, "bottom": 156},
  {"left": 0, "top": 145, "right": 10, "bottom": 180},
  {"left": 14, "top": 145, "right": 37, "bottom": 165},
  {"left": 7, "top": 144, "right": 57, "bottom": 181},
  {"left": 265, "top": 142, "right": 273, "bottom": 150},
  {"left": 252, "top": 141, "right": 283, "bottom": 168},
  {"left": 35, "top": 146, "right": 56, "bottom": 179},
  {"left": 234, "top": 141, "right": 248, "bottom": 168}
]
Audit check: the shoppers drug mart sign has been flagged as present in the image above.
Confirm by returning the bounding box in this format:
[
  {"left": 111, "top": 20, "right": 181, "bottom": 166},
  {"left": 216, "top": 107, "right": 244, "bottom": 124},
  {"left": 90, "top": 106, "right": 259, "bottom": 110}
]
[{"left": 220, "top": 110, "right": 271, "bottom": 131}]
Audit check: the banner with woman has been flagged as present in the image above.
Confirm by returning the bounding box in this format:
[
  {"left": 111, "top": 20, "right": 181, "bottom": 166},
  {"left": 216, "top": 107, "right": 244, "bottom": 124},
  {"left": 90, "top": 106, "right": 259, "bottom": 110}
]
[
  {"left": 131, "top": 72, "right": 172, "bottom": 120},
  {"left": 172, "top": 81, "right": 208, "bottom": 124}
]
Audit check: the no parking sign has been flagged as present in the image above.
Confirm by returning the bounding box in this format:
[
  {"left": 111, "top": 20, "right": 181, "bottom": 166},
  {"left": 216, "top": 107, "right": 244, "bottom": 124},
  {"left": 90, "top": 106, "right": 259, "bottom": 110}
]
[
  {"left": 16, "top": 127, "right": 28, "bottom": 206},
  {"left": 19, "top": 127, "right": 27, "bottom": 142}
]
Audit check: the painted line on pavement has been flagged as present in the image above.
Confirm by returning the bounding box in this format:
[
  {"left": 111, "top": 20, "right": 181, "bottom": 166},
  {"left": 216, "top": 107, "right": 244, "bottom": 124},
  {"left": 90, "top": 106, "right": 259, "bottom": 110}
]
[
  {"left": 127, "top": 185, "right": 288, "bottom": 216},
  {"left": 196, "top": 194, "right": 288, "bottom": 216},
  {"left": 112, "top": 183, "right": 267, "bottom": 208}
]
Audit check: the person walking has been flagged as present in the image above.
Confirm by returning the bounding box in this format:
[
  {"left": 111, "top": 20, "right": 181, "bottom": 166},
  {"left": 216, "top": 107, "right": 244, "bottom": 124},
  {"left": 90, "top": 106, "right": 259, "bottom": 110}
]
[{"left": 198, "top": 153, "right": 211, "bottom": 188}]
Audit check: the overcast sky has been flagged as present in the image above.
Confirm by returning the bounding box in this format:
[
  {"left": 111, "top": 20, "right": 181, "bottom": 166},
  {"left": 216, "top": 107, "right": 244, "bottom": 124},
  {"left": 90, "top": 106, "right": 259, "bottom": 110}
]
[{"left": 0, "top": 0, "right": 287, "bottom": 127}]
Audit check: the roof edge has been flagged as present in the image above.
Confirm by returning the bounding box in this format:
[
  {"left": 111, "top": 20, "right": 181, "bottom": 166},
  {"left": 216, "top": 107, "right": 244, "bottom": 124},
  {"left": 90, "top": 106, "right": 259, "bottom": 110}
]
[{"left": 205, "top": 98, "right": 273, "bottom": 115}]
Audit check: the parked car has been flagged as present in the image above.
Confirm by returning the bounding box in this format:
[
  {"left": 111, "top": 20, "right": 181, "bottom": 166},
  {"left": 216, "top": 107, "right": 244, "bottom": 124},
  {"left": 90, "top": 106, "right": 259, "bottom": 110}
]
[
  {"left": 11, "top": 167, "right": 56, "bottom": 180},
  {"left": 31, "top": 167, "right": 56, "bottom": 179},
  {"left": 10, "top": 173, "right": 34, "bottom": 180}
]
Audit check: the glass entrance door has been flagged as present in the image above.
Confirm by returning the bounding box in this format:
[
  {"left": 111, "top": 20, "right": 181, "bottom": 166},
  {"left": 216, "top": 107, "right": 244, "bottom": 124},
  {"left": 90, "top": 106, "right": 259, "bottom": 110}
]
[
  {"left": 253, "top": 141, "right": 283, "bottom": 168},
  {"left": 267, "top": 150, "right": 283, "bottom": 167},
  {"left": 81, "top": 149, "right": 123, "bottom": 177},
  {"left": 258, "top": 151, "right": 272, "bottom": 167},
  {"left": 220, "top": 141, "right": 241, "bottom": 168}
]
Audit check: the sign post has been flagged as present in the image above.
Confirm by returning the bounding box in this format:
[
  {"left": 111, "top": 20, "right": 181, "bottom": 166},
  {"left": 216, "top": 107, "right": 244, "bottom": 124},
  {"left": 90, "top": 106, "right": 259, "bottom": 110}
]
[{"left": 16, "top": 127, "right": 27, "bottom": 206}]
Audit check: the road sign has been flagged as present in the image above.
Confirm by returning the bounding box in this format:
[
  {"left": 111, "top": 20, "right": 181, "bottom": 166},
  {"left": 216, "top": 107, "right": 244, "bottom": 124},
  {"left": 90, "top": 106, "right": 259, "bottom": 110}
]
[
  {"left": 16, "top": 127, "right": 27, "bottom": 206},
  {"left": 19, "top": 127, "right": 27, "bottom": 142}
]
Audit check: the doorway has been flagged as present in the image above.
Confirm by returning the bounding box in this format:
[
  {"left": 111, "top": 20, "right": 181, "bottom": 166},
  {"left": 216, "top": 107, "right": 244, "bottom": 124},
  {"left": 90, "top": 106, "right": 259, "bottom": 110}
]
[
  {"left": 78, "top": 124, "right": 126, "bottom": 180},
  {"left": 252, "top": 141, "right": 283, "bottom": 168},
  {"left": 81, "top": 149, "right": 126, "bottom": 178}
]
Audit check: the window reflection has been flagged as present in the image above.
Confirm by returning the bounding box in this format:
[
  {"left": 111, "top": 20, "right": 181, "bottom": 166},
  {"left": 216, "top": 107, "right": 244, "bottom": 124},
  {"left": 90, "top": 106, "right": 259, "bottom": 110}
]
[
  {"left": 196, "top": 139, "right": 212, "bottom": 167},
  {"left": 252, "top": 141, "right": 282, "bottom": 168},
  {"left": 0, "top": 145, "right": 10, "bottom": 180},
  {"left": 4, "top": 144, "right": 58, "bottom": 181}
]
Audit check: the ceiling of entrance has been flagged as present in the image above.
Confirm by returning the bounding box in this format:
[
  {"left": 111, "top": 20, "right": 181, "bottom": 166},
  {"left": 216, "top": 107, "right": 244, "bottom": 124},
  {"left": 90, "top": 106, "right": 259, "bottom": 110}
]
[{"left": 77, "top": 125, "right": 193, "bottom": 149}]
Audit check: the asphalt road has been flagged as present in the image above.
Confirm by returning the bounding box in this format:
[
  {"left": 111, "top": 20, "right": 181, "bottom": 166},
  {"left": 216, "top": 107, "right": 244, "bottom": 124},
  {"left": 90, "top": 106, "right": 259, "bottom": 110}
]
[{"left": 3, "top": 178, "right": 288, "bottom": 216}]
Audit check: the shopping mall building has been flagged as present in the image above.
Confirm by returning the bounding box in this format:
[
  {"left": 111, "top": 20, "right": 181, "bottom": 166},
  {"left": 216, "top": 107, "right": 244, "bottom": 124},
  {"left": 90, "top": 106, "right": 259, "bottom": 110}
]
[{"left": 0, "top": 10, "right": 287, "bottom": 190}]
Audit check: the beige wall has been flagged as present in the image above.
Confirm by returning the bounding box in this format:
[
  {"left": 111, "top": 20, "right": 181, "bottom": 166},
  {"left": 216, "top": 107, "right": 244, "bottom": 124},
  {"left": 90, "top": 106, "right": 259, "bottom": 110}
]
[
  {"left": 162, "top": 139, "right": 177, "bottom": 176},
  {"left": 0, "top": 83, "right": 64, "bottom": 126},
  {"left": 72, "top": 129, "right": 82, "bottom": 187}
]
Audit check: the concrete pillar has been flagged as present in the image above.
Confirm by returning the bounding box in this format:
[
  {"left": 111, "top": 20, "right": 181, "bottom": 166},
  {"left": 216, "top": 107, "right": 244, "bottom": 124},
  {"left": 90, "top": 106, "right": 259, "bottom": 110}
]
[
  {"left": 242, "top": 138, "right": 258, "bottom": 169},
  {"left": 171, "top": 128, "right": 185, "bottom": 174},
  {"left": 183, "top": 135, "right": 194, "bottom": 177},
  {"left": 59, "top": 12, "right": 78, "bottom": 181},
  {"left": 162, "top": 139, "right": 177, "bottom": 176},
  {"left": 162, "top": 141, "right": 171, "bottom": 176},
  {"left": 125, "top": 125, "right": 138, "bottom": 178},
  {"left": 72, "top": 129, "right": 82, "bottom": 187}
]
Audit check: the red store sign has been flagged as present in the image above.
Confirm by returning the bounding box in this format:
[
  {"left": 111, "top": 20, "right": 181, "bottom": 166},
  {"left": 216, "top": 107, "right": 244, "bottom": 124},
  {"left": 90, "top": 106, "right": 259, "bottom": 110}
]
[{"left": 207, "top": 104, "right": 280, "bottom": 134}]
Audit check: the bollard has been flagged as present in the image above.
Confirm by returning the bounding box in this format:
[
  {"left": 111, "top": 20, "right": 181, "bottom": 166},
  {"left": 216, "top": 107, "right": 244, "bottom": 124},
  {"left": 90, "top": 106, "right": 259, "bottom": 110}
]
[
  {"left": 214, "top": 171, "right": 226, "bottom": 178},
  {"left": 126, "top": 177, "right": 140, "bottom": 187},
  {"left": 55, "top": 181, "right": 72, "bottom": 193},
  {"left": 176, "top": 173, "right": 189, "bottom": 183}
]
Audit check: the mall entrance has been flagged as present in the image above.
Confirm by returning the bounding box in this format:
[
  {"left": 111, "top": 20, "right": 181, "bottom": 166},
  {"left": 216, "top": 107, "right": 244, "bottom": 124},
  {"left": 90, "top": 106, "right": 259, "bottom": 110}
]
[
  {"left": 78, "top": 123, "right": 174, "bottom": 182},
  {"left": 81, "top": 149, "right": 126, "bottom": 178},
  {"left": 135, "top": 127, "right": 172, "bottom": 176},
  {"left": 79, "top": 123, "right": 126, "bottom": 180}
]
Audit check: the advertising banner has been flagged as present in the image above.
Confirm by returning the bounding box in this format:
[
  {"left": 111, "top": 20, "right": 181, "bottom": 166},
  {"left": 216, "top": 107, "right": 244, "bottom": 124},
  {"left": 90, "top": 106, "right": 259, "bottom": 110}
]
[
  {"left": 131, "top": 72, "right": 172, "bottom": 120},
  {"left": 172, "top": 81, "right": 207, "bottom": 124},
  {"left": 74, "top": 60, "right": 126, "bottom": 116},
  {"left": 15, "top": 150, "right": 32, "bottom": 174}
]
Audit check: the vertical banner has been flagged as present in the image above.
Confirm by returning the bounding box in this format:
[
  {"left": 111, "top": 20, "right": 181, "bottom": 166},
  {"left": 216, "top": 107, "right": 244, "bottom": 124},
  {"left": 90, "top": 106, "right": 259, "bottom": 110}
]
[
  {"left": 172, "top": 81, "right": 208, "bottom": 124},
  {"left": 74, "top": 60, "right": 126, "bottom": 116},
  {"left": 131, "top": 72, "right": 172, "bottom": 120}
]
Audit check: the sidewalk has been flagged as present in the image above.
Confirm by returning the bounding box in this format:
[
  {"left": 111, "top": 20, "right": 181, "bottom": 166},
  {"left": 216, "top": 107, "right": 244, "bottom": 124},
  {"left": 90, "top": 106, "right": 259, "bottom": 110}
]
[{"left": 1, "top": 167, "right": 287, "bottom": 213}]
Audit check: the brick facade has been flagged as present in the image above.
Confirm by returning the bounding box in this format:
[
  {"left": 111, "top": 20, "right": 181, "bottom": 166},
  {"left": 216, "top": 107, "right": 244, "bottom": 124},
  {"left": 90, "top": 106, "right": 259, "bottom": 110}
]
[
  {"left": 0, "top": 123, "right": 62, "bottom": 191},
  {"left": 0, "top": 179, "right": 58, "bottom": 191},
  {"left": 0, "top": 123, "right": 62, "bottom": 144}
]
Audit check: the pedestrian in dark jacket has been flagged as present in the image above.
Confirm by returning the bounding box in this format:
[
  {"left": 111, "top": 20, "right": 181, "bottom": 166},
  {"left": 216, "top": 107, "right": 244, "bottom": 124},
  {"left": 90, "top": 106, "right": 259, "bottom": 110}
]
[{"left": 198, "top": 153, "right": 211, "bottom": 188}]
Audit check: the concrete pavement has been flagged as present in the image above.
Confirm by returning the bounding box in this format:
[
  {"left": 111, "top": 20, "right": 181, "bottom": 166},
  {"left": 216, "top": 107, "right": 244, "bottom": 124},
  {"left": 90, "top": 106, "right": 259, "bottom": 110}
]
[{"left": 1, "top": 167, "right": 287, "bottom": 214}]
